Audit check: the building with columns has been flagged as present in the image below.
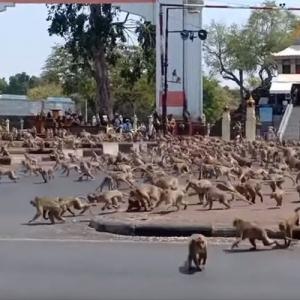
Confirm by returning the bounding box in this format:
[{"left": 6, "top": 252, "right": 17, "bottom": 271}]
[{"left": 269, "top": 39, "right": 300, "bottom": 115}]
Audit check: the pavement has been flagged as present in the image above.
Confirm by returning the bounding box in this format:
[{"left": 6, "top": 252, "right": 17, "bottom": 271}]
[{"left": 1, "top": 240, "right": 300, "bottom": 300}]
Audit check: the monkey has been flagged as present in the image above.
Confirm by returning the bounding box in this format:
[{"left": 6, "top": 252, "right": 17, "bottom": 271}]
[
  {"left": 57, "top": 197, "right": 95, "bottom": 217},
  {"left": 130, "top": 184, "right": 165, "bottom": 211},
  {"left": 87, "top": 190, "right": 125, "bottom": 211},
  {"left": 0, "top": 168, "right": 19, "bottom": 183},
  {"left": 68, "top": 153, "right": 80, "bottom": 163},
  {"left": 143, "top": 171, "right": 178, "bottom": 190},
  {"left": 173, "top": 162, "right": 190, "bottom": 175},
  {"left": 127, "top": 195, "right": 148, "bottom": 212},
  {"left": 278, "top": 207, "right": 300, "bottom": 246},
  {"left": 37, "top": 166, "right": 55, "bottom": 183},
  {"left": 78, "top": 162, "right": 95, "bottom": 181},
  {"left": 21, "top": 161, "right": 40, "bottom": 176},
  {"left": 231, "top": 218, "right": 279, "bottom": 250},
  {"left": 111, "top": 164, "right": 132, "bottom": 173},
  {"left": 90, "top": 151, "right": 101, "bottom": 162},
  {"left": 155, "top": 188, "right": 188, "bottom": 211},
  {"left": 107, "top": 172, "right": 135, "bottom": 189},
  {"left": 204, "top": 186, "right": 231, "bottom": 210},
  {"left": 96, "top": 176, "right": 117, "bottom": 192},
  {"left": 60, "top": 162, "right": 80, "bottom": 176},
  {"left": 185, "top": 179, "right": 213, "bottom": 205},
  {"left": 28, "top": 196, "right": 65, "bottom": 224},
  {"left": 187, "top": 234, "right": 207, "bottom": 271},
  {"left": 24, "top": 153, "right": 38, "bottom": 165},
  {"left": 270, "top": 188, "right": 285, "bottom": 207}
]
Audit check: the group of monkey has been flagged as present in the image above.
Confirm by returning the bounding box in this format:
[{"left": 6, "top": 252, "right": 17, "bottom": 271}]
[{"left": 3, "top": 132, "right": 300, "bottom": 262}]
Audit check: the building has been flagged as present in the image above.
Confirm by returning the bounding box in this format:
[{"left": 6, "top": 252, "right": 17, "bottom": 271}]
[
  {"left": 0, "top": 95, "right": 75, "bottom": 117},
  {"left": 269, "top": 39, "right": 300, "bottom": 115}
]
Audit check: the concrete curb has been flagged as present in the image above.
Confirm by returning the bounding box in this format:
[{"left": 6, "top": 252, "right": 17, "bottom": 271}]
[
  {"left": 90, "top": 217, "right": 297, "bottom": 239},
  {"left": 90, "top": 217, "right": 234, "bottom": 237}
]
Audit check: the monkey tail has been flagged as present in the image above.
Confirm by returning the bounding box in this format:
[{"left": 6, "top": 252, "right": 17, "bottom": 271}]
[{"left": 295, "top": 207, "right": 300, "bottom": 213}]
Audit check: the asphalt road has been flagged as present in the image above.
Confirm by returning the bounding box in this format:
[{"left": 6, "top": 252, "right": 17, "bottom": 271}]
[
  {"left": 0, "top": 240, "right": 299, "bottom": 300},
  {"left": 0, "top": 170, "right": 104, "bottom": 240}
]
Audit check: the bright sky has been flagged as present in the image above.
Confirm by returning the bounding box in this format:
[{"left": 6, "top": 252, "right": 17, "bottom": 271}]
[{"left": 0, "top": 0, "right": 300, "bottom": 81}]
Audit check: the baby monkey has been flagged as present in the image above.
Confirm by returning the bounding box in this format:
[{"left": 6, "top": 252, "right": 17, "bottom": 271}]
[{"left": 187, "top": 234, "right": 207, "bottom": 272}]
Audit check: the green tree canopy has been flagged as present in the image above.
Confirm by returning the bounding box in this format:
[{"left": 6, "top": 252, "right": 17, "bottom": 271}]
[
  {"left": 46, "top": 4, "right": 128, "bottom": 119},
  {"left": 203, "top": 76, "right": 238, "bottom": 123},
  {"left": 204, "top": 1, "right": 299, "bottom": 101},
  {"left": 27, "top": 82, "right": 64, "bottom": 100},
  {"left": 4, "top": 72, "right": 41, "bottom": 95}
]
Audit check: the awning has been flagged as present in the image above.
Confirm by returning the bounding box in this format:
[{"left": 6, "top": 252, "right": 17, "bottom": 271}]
[{"left": 269, "top": 82, "right": 293, "bottom": 94}]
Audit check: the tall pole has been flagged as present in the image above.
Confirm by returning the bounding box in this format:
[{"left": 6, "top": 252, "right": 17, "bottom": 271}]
[{"left": 162, "top": 7, "right": 169, "bottom": 135}]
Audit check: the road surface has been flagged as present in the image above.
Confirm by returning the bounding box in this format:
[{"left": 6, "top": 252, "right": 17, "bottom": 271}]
[{"left": 1, "top": 240, "right": 300, "bottom": 300}]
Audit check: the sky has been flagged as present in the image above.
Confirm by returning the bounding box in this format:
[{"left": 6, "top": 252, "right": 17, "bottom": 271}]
[{"left": 0, "top": 0, "right": 300, "bottom": 81}]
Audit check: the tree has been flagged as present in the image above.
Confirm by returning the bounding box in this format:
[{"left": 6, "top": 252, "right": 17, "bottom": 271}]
[
  {"left": 5, "top": 72, "right": 40, "bottom": 95},
  {"left": 46, "top": 4, "right": 128, "bottom": 120},
  {"left": 203, "top": 76, "right": 238, "bottom": 123},
  {"left": 204, "top": 1, "right": 299, "bottom": 102},
  {"left": 0, "top": 78, "right": 8, "bottom": 94},
  {"left": 135, "top": 20, "right": 156, "bottom": 82},
  {"left": 42, "top": 44, "right": 96, "bottom": 116},
  {"left": 111, "top": 45, "right": 155, "bottom": 121},
  {"left": 27, "top": 82, "right": 64, "bottom": 100}
]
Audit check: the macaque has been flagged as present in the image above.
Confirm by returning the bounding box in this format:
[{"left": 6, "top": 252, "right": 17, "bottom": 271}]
[
  {"left": 87, "top": 190, "right": 125, "bottom": 211},
  {"left": 231, "top": 218, "right": 279, "bottom": 250},
  {"left": 24, "top": 153, "right": 38, "bottom": 165},
  {"left": 78, "top": 162, "right": 95, "bottom": 181},
  {"left": 187, "top": 234, "right": 207, "bottom": 271},
  {"left": 278, "top": 207, "right": 300, "bottom": 246},
  {"left": 155, "top": 188, "right": 188, "bottom": 211},
  {"left": 204, "top": 187, "right": 231, "bottom": 210},
  {"left": 144, "top": 173, "right": 178, "bottom": 190},
  {"left": 29, "top": 196, "right": 65, "bottom": 224},
  {"left": 130, "top": 184, "right": 164, "bottom": 211},
  {"left": 60, "top": 162, "right": 80, "bottom": 176},
  {"left": 37, "top": 167, "right": 55, "bottom": 183},
  {"left": 97, "top": 176, "right": 117, "bottom": 192},
  {"left": 57, "top": 197, "right": 96, "bottom": 216},
  {"left": 270, "top": 188, "right": 285, "bottom": 207},
  {"left": 0, "top": 168, "right": 19, "bottom": 183},
  {"left": 185, "top": 179, "right": 212, "bottom": 205}
]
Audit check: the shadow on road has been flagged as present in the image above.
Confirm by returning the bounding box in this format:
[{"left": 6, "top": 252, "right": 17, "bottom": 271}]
[
  {"left": 21, "top": 222, "right": 53, "bottom": 226},
  {"left": 178, "top": 261, "right": 203, "bottom": 275}
]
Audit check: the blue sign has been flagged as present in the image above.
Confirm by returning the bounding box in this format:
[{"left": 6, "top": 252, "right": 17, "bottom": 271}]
[{"left": 259, "top": 106, "right": 273, "bottom": 122}]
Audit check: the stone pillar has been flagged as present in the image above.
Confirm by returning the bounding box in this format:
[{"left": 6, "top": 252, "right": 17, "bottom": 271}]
[
  {"left": 245, "top": 97, "right": 256, "bottom": 141},
  {"left": 222, "top": 106, "right": 231, "bottom": 141},
  {"left": 20, "top": 118, "right": 24, "bottom": 131},
  {"left": 5, "top": 119, "right": 10, "bottom": 132},
  {"left": 133, "top": 114, "right": 138, "bottom": 132},
  {"left": 148, "top": 115, "right": 154, "bottom": 137}
]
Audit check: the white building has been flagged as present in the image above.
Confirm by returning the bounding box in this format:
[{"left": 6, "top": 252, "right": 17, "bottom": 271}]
[{"left": 270, "top": 39, "right": 300, "bottom": 114}]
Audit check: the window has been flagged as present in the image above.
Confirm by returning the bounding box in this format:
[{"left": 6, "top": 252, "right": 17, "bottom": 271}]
[
  {"left": 296, "top": 59, "right": 300, "bottom": 74},
  {"left": 282, "top": 59, "right": 291, "bottom": 74}
]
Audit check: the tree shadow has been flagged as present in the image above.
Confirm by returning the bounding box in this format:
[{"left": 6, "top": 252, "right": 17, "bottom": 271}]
[{"left": 268, "top": 207, "right": 281, "bottom": 210}]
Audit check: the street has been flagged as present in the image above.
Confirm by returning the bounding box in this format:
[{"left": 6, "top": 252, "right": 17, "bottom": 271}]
[
  {"left": 0, "top": 240, "right": 299, "bottom": 300},
  {"left": 1, "top": 170, "right": 300, "bottom": 300}
]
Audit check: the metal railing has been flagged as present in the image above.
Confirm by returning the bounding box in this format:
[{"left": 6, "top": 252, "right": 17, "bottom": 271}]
[{"left": 277, "top": 103, "right": 293, "bottom": 142}]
